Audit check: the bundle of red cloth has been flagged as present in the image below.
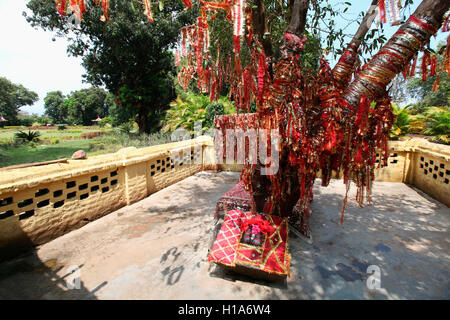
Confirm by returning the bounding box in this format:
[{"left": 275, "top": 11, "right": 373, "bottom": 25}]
[{"left": 208, "top": 210, "right": 291, "bottom": 281}]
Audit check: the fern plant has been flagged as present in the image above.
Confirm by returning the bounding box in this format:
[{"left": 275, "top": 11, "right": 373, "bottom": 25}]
[
  {"left": 163, "top": 93, "right": 208, "bottom": 133},
  {"left": 422, "top": 107, "right": 450, "bottom": 144},
  {"left": 163, "top": 93, "right": 237, "bottom": 134},
  {"left": 390, "top": 103, "right": 412, "bottom": 139},
  {"left": 14, "top": 130, "right": 41, "bottom": 142}
]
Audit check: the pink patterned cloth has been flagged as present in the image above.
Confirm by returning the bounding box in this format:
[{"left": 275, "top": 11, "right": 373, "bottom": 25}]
[
  {"left": 208, "top": 210, "right": 291, "bottom": 278},
  {"left": 214, "top": 180, "right": 252, "bottom": 219}
]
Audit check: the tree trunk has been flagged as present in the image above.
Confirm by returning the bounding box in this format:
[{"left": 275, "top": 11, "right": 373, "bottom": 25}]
[
  {"left": 137, "top": 103, "right": 149, "bottom": 134},
  {"left": 286, "top": 0, "right": 310, "bottom": 37},
  {"left": 252, "top": 0, "right": 273, "bottom": 57},
  {"left": 342, "top": 0, "right": 449, "bottom": 107},
  {"left": 250, "top": 0, "right": 311, "bottom": 226}
]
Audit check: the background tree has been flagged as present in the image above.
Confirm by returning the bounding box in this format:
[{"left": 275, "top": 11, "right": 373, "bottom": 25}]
[
  {"left": 407, "top": 46, "right": 449, "bottom": 111},
  {"left": 25, "top": 0, "right": 197, "bottom": 134},
  {"left": 407, "top": 72, "right": 449, "bottom": 109},
  {"left": 65, "top": 87, "right": 114, "bottom": 125},
  {"left": 0, "top": 77, "right": 38, "bottom": 125},
  {"left": 44, "top": 91, "right": 67, "bottom": 123}
]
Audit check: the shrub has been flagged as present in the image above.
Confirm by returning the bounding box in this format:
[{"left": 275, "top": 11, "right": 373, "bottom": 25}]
[
  {"left": 118, "top": 121, "right": 138, "bottom": 134},
  {"left": 57, "top": 124, "right": 67, "bottom": 130},
  {"left": 18, "top": 118, "right": 33, "bottom": 127},
  {"left": 96, "top": 131, "right": 172, "bottom": 150},
  {"left": 89, "top": 142, "right": 106, "bottom": 151},
  {"left": 163, "top": 93, "right": 237, "bottom": 134},
  {"left": 50, "top": 138, "right": 60, "bottom": 145},
  {"left": 27, "top": 126, "right": 55, "bottom": 130},
  {"left": 14, "top": 130, "right": 41, "bottom": 142},
  {"left": 422, "top": 107, "right": 450, "bottom": 144},
  {"left": 205, "top": 102, "right": 225, "bottom": 128},
  {"left": 99, "top": 116, "right": 113, "bottom": 128},
  {"left": 80, "top": 131, "right": 105, "bottom": 139},
  {"left": 390, "top": 103, "right": 412, "bottom": 139}
]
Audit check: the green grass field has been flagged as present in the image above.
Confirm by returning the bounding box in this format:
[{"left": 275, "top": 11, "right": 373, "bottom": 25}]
[
  {"left": 0, "top": 127, "right": 113, "bottom": 168},
  {"left": 0, "top": 127, "right": 106, "bottom": 143},
  {"left": 0, "top": 140, "right": 94, "bottom": 167},
  {"left": 0, "top": 127, "right": 173, "bottom": 168}
]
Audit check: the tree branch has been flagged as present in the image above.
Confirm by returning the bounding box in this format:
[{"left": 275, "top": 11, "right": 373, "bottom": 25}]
[
  {"left": 342, "top": 0, "right": 450, "bottom": 107},
  {"left": 350, "top": 0, "right": 379, "bottom": 47},
  {"left": 332, "top": 0, "right": 379, "bottom": 84},
  {"left": 286, "top": 0, "right": 310, "bottom": 37},
  {"left": 252, "top": 0, "right": 273, "bottom": 57}
]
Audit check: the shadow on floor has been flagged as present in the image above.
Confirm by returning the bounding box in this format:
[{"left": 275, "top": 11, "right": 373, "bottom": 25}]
[
  {"left": 0, "top": 219, "right": 104, "bottom": 299},
  {"left": 206, "top": 178, "right": 450, "bottom": 299}
]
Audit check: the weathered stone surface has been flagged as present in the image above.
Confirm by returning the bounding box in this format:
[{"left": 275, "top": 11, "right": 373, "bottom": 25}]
[
  {"left": 0, "top": 172, "right": 448, "bottom": 300},
  {"left": 71, "top": 150, "right": 87, "bottom": 160}
]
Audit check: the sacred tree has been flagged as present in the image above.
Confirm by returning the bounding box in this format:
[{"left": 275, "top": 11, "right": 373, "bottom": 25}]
[
  {"left": 175, "top": 0, "right": 450, "bottom": 237},
  {"left": 43, "top": 1, "right": 449, "bottom": 238}
]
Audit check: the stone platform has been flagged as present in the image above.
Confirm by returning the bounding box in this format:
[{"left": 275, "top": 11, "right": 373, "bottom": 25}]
[{"left": 0, "top": 171, "right": 448, "bottom": 299}]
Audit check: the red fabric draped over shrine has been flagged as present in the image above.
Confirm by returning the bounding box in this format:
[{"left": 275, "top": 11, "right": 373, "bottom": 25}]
[{"left": 208, "top": 210, "right": 291, "bottom": 278}]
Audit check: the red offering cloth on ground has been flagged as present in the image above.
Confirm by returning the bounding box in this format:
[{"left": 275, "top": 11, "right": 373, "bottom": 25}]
[{"left": 208, "top": 210, "right": 291, "bottom": 280}]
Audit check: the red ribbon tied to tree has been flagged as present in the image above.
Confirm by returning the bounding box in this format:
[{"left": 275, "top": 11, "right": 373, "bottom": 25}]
[
  {"left": 182, "top": 0, "right": 192, "bottom": 9},
  {"left": 143, "top": 0, "right": 153, "bottom": 22},
  {"left": 378, "top": 0, "right": 386, "bottom": 24},
  {"left": 55, "top": 0, "right": 67, "bottom": 16}
]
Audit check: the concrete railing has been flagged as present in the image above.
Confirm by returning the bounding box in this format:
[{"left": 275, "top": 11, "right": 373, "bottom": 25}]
[
  {"left": 0, "top": 136, "right": 448, "bottom": 260},
  {"left": 0, "top": 136, "right": 213, "bottom": 260}
]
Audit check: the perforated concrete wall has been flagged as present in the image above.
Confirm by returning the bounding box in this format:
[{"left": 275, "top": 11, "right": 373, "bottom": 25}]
[{"left": 0, "top": 137, "right": 210, "bottom": 260}]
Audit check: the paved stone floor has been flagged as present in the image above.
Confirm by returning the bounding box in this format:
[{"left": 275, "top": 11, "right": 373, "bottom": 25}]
[{"left": 0, "top": 171, "right": 448, "bottom": 299}]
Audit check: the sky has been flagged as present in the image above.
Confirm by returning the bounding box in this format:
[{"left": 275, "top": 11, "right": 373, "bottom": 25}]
[
  {"left": 0, "top": 0, "right": 447, "bottom": 116},
  {"left": 321, "top": 0, "right": 446, "bottom": 66},
  {"left": 0, "top": 0, "right": 89, "bottom": 116}
]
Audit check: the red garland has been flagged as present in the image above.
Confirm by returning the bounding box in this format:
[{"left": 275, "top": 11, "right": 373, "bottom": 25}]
[
  {"left": 379, "top": 0, "right": 386, "bottom": 24},
  {"left": 142, "top": 0, "right": 153, "bottom": 22},
  {"left": 430, "top": 54, "right": 437, "bottom": 76},
  {"left": 402, "top": 61, "right": 410, "bottom": 80},
  {"left": 257, "top": 51, "right": 266, "bottom": 101},
  {"left": 182, "top": 0, "right": 192, "bottom": 9},
  {"left": 100, "top": 0, "right": 110, "bottom": 21},
  {"left": 421, "top": 51, "right": 431, "bottom": 82},
  {"left": 432, "top": 74, "right": 440, "bottom": 92},
  {"left": 55, "top": 0, "right": 67, "bottom": 16},
  {"left": 443, "top": 15, "right": 450, "bottom": 32},
  {"left": 234, "top": 36, "right": 242, "bottom": 75},
  {"left": 410, "top": 54, "right": 418, "bottom": 76},
  {"left": 355, "top": 95, "right": 370, "bottom": 135},
  {"left": 242, "top": 68, "right": 252, "bottom": 112},
  {"left": 79, "top": 0, "right": 86, "bottom": 14},
  {"left": 181, "top": 27, "right": 188, "bottom": 56},
  {"left": 445, "top": 35, "right": 450, "bottom": 76}
]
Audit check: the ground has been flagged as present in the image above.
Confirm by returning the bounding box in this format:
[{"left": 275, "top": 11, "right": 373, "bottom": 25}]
[{"left": 0, "top": 171, "right": 448, "bottom": 299}]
